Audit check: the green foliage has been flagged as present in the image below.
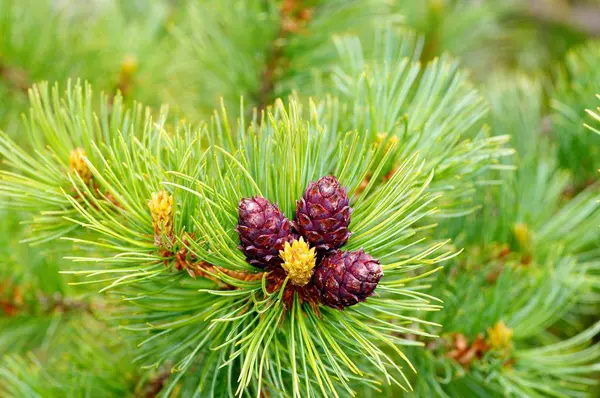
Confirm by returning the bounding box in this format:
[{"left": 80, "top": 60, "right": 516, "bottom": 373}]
[
  {"left": 0, "top": 0, "right": 172, "bottom": 134},
  {"left": 395, "top": 0, "right": 588, "bottom": 78},
  {"left": 166, "top": 0, "right": 400, "bottom": 119},
  {"left": 0, "top": 210, "right": 93, "bottom": 356},
  {"left": 552, "top": 41, "right": 600, "bottom": 185},
  {"left": 5, "top": 82, "right": 461, "bottom": 396},
  {"left": 0, "top": 317, "right": 142, "bottom": 397},
  {"left": 310, "top": 30, "right": 513, "bottom": 215},
  {"left": 396, "top": 74, "right": 600, "bottom": 398},
  {"left": 1, "top": 1, "right": 600, "bottom": 397},
  {"left": 0, "top": 82, "right": 152, "bottom": 243},
  {"left": 0, "top": 31, "right": 511, "bottom": 394}
]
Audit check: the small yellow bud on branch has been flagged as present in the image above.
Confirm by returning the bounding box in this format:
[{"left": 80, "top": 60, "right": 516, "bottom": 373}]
[
  {"left": 69, "top": 148, "right": 92, "bottom": 185},
  {"left": 148, "top": 190, "right": 174, "bottom": 246},
  {"left": 487, "top": 321, "right": 513, "bottom": 350}
]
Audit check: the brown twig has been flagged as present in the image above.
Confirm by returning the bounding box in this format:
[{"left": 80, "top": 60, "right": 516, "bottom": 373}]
[
  {"left": 0, "top": 282, "right": 23, "bottom": 316},
  {"left": 157, "top": 233, "right": 264, "bottom": 289},
  {"left": 71, "top": 181, "right": 124, "bottom": 212},
  {"left": 561, "top": 178, "right": 597, "bottom": 200},
  {"left": 0, "top": 57, "right": 30, "bottom": 94},
  {"left": 37, "top": 292, "right": 95, "bottom": 315},
  {"left": 1, "top": 280, "right": 93, "bottom": 317},
  {"left": 140, "top": 367, "right": 172, "bottom": 398}
]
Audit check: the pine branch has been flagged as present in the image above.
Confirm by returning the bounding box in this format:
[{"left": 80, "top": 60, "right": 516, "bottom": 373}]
[
  {"left": 167, "top": 0, "right": 398, "bottom": 120},
  {"left": 0, "top": 27, "right": 513, "bottom": 394},
  {"left": 552, "top": 41, "right": 600, "bottom": 184},
  {"left": 20, "top": 88, "right": 459, "bottom": 395},
  {"left": 1, "top": 2, "right": 600, "bottom": 397},
  {"left": 1, "top": 282, "right": 94, "bottom": 318},
  {"left": 393, "top": 73, "right": 600, "bottom": 396},
  {"left": 399, "top": 245, "right": 600, "bottom": 396},
  {"left": 0, "top": 315, "right": 144, "bottom": 397},
  {"left": 256, "top": 0, "right": 312, "bottom": 111},
  {"left": 157, "top": 231, "right": 263, "bottom": 288}
]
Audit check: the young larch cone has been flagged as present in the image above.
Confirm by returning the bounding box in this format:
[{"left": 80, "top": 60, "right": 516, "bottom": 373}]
[
  {"left": 295, "top": 176, "right": 352, "bottom": 252},
  {"left": 279, "top": 237, "right": 316, "bottom": 286},
  {"left": 236, "top": 196, "right": 295, "bottom": 268},
  {"left": 69, "top": 147, "right": 92, "bottom": 185},
  {"left": 313, "top": 249, "right": 382, "bottom": 310},
  {"left": 148, "top": 190, "right": 174, "bottom": 246}
]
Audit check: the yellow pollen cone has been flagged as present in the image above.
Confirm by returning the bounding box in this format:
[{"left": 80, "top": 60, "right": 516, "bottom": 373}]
[
  {"left": 487, "top": 321, "right": 513, "bottom": 350},
  {"left": 69, "top": 148, "right": 92, "bottom": 184},
  {"left": 279, "top": 237, "right": 316, "bottom": 286},
  {"left": 148, "top": 190, "right": 174, "bottom": 238}
]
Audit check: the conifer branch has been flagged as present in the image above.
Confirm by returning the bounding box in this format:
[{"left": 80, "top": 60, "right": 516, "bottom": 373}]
[
  {"left": 256, "top": 0, "right": 312, "bottom": 111},
  {"left": 2, "top": 6, "right": 600, "bottom": 395}
]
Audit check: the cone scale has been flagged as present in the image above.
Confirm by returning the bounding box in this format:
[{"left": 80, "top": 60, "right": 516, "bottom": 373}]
[
  {"left": 295, "top": 176, "right": 352, "bottom": 253},
  {"left": 236, "top": 196, "right": 295, "bottom": 268},
  {"left": 313, "top": 249, "right": 383, "bottom": 310}
]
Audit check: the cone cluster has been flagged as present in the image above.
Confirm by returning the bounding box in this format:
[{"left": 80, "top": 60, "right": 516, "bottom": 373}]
[{"left": 236, "top": 176, "right": 383, "bottom": 309}]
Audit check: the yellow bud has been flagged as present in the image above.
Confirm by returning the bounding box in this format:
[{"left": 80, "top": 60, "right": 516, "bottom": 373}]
[
  {"left": 279, "top": 237, "right": 316, "bottom": 286},
  {"left": 430, "top": 0, "right": 446, "bottom": 13},
  {"left": 69, "top": 148, "right": 92, "bottom": 184},
  {"left": 376, "top": 133, "right": 399, "bottom": 148},
  {"left": 120, "top": 55, "right": 138, "bottom": 76},
  {"left": 487, "top": 321, "right": 513, "bottom": 350},
  {"left": 148, "top": 190, "right": 174, "bottom": 239},
  {"left": 513, "top": 223, "right": 530, "bottom": 249}
]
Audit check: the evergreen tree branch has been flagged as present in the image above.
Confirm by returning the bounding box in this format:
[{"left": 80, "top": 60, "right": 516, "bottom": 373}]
[
  {"left": 256, "top": 0, "right": 311, "bottom": 111},
  {"left": 5, "top": 7, "right": 599, "bottom": 395},
  {"left": 552, "top": 42, "right": 600, "bottom": 186}
]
